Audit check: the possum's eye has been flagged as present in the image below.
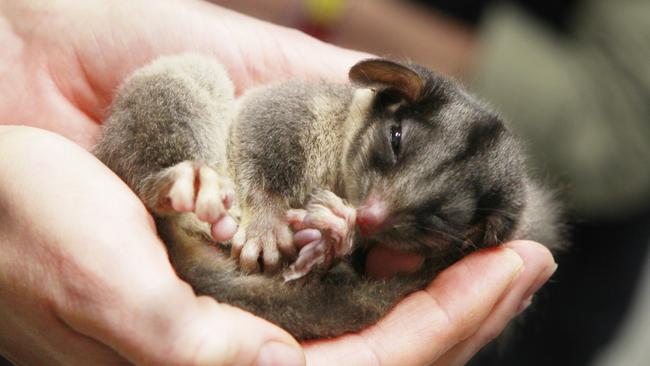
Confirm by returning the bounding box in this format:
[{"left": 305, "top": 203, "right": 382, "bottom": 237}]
[{"left": 390, "top": 124, "right": 402, "bottom": 155}]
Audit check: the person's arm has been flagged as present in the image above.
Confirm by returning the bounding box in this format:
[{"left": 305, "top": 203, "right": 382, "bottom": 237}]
[{"left": 471, "top": 0, "right": 650, "bottom": 218}]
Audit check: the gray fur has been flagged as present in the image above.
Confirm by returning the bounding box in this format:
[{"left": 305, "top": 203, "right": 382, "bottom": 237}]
[{"left": 94, "top": 54, "right": 564, "bottom": 340}]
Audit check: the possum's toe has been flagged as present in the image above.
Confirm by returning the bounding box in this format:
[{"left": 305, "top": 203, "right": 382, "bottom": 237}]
[
  {"left": 231, "top": 214, "right": 294, "bottom": 274},
  {"left": 146, "top": 161, "right": 238, "bottom": 241},
  {"left": 164, "top": 161, "right": 196, "bottom": 212},
  {"left": 283, "top": 190, "right": 357, "bottom": 281},
  {"left": 194, "top": 165, "right": 234, "bottom": 224},
  {"left": 290, "top": 190, "right": 357, "bottom": 258}
]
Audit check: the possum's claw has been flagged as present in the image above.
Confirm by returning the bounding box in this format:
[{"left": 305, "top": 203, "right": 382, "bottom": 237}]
[{"left": 284, "top": 190, "right": 357, "bottom": 281}]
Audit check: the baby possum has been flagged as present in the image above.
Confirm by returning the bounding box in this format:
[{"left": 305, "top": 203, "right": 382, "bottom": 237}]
[{"left": 94, "top": 54, "right": 563, "bottom": 340}]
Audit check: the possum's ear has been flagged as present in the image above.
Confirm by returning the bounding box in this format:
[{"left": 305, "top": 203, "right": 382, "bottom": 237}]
[{"left": 349, "top": 59, "right": 424, "bottom": 102}]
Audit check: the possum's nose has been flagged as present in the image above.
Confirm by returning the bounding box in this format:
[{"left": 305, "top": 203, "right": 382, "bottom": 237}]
[{"left": 356, "top": 199, "right": 389, "bottom": 237}]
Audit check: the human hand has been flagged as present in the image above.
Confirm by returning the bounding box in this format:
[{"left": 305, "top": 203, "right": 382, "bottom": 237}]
[
  {"left": 0, "top": 1, "right": 557, "bottom": 364},
  {"left": 306, "top": 241, "right": 556, "bottom": 366},
  {"left": 0, "top": 126, "right": 304, "bottom": 365},
  {"left": 0, "top": 0, "right": 368, "bottom": 148}
]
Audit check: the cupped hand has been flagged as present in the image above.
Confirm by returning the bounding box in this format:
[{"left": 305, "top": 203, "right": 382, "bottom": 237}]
[
  {"left": 0, "top": 126, "right": 303, "bottom": 365},
  {"left": 308, "top": 241, "right": 555, "bottom": 366},
  {"left": 0, "top": 0, "right": 558, "bottom": 364}
]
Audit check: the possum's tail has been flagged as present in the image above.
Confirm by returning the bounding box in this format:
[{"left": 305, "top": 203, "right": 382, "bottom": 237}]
[{"left": 162, "top": 221, "right": 433, "bottom": 340}]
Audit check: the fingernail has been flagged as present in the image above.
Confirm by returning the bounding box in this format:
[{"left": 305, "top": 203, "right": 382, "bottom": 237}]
[
  {"left": 516, "top": 295, "right": 533, "bottom": 315},
  {"left": 255, "top": 342, "right": 304, "bottom": 366},
  {"left": 523, "top": 262, "right": 558, "bottom": 300}
]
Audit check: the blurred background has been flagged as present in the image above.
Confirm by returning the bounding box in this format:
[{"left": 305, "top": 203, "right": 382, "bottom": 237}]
[{"left": 211, "top": 1, "right": 650, "bottom": 365}]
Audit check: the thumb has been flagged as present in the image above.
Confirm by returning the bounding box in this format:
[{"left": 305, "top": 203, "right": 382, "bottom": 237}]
[
  {"left": 53, "top": 238, "right": 305, "bottom": 366},
  {"left": 134, "top": 292, "right": 306, "bottom": 366},
  {"left": 59, "top": 266, "right": 305, "bottom": 366}
]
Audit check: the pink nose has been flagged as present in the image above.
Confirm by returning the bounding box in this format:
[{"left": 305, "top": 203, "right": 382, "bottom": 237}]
[{"left": 356, "top": 200, "right": 389, "bottom": 237}]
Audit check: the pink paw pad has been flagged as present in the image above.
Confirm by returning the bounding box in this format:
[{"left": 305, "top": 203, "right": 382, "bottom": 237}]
[{"left": 283, "top": 190, "right": 357, "bottom": 282}]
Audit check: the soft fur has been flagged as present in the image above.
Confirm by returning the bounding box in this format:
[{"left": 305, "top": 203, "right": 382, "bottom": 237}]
[{"left": 94, "top": 54, "right": 564, "bottom": 340}]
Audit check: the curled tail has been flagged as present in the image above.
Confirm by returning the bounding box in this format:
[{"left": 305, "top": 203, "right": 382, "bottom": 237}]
[{"left": 160, "top": 218, "right": 433, "bottom": 340}]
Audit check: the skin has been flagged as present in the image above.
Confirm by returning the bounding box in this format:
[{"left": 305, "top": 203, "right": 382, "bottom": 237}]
[
  {"left": 212, "top": 0, "right": 477, "bottom": 78},
  {"left": 0, "top": 0, "right": 557, "bottom": 365}
]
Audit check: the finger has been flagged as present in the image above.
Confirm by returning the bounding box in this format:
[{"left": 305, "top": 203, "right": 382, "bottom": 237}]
[
  {"left": 263, "top": 231, "right": 282, "bottom": 274},
  {"left": 167, "top": 162, "right": 196, "bottom": 212},
  {"left": 285, "top": 238, "right": 330, "bottom": 282},
  {"left": 306, "top": 190, "right": 356, "bottom": 220},
  {"left": 276, "top": 224, "right": 297, "bottom": 260},
  {"left": 433, "top": 241, "right": 557, "bottom": 366},
  {"left": 365, "top": 244, "right": 425, "bottom": 279},
  {"left": 211, "top": 215, "right": 238, "bottom": 242},
  {"left": 293, "top": 229, "right": 322, "bottom": 248},
  {"left": 231, "top": 226, "right": 247, "bottom": 258},
  {"left": 304, "top": 246, "right": 525, "bottom": 366},
  {"left": 295, "top": 240, "right": 329, "bottom": 268},
  {"left": 303, "top": 205, "right": 348, "bottom": 235},
  {"left": 196, "top": 165, "right": 225, "bottom": 222},
  {"left": 219, "top": 180, "right": 235, "bottom": 210},
  {"left": 240, "top": 237, "right": 262, "bottom": 273},
  {"left": 287, "top": 209, "right": 308, "bottom": 231}
]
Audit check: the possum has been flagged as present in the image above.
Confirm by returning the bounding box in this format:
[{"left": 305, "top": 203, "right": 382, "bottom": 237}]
[{"left": 94, "top": 54, "right": 563, "bottom": 340}]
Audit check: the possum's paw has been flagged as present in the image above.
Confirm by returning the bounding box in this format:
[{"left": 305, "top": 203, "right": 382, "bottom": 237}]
[
  {"left": 284, "top": 190, "right": 357, "bottom": 281},
  {"left": 144, "top": 161, "right": 237, "bottom": 242},
  {"left": 231, "top": 214, "right": 296, "bottom": 274}
]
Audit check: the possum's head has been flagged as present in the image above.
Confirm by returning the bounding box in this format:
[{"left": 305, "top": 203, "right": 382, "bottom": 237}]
[{"left": 345, "top": 59, "right": 527, "bottom": 258}]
